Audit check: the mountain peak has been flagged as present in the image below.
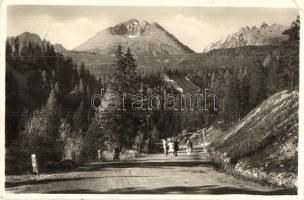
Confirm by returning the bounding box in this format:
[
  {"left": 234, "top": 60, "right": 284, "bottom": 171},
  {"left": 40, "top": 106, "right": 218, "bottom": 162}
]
[
  {"left": 127, "top": 18, "right": 139, "bottom": 23},
  {"left": 110, "top": 19, "right": 149, "bottom": 36},
  {"left": 8, "top": 32, "right": 43, "bottom": 47},
  {"left": 18, "top": 32, "right": 41, "bottom": 42},
  {"left": 261, "top": 22, "right": 269, "bottom": 29},
  {"left": 74, "top": 19, "right": 193, "bottom": 56},
  {"left": 126, "top": 18, "right": 148, "bottom": 24}
]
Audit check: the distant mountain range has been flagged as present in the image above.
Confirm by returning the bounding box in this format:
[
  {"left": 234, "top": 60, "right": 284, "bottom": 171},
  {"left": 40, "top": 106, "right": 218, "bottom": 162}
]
[
  {"left": 203, "top": 23, "right": 289, "bottom": 52},
  {"left": 74, "top": 19, "right": 194, "bottom": 57},
  {"left": 11, "top": 21, "right": 290, "bottom": 57},
  {"left": 8, "top": 20, "right": 292, "bottom": 77}
]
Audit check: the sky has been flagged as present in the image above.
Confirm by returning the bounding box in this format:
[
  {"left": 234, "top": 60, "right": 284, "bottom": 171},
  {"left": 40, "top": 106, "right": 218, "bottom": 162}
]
[{"left": 7, "top": 6, "right": 298, "bottom": 52}]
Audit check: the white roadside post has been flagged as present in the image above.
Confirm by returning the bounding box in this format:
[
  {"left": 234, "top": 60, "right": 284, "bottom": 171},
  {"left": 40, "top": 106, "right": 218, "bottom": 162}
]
[
  {"left": 31, "top": 154, "right": 39, "bottom": 175},
  {"left": 203, "top": 129, "right": 207, "bottom": 153},
  {"left": 97, "top": 149, "right": 101, "bottom": 160}
]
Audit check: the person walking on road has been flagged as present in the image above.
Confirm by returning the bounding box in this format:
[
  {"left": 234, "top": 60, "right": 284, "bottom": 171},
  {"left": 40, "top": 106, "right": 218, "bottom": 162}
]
[
  {"left": 186, "top": 137, "right": 193, "bottom": 156},
  {"left": 173, "top": 139, "right": 179, "bottom": 156},
  {"left": 113, "top": 145, "right": 121, "bottom": 162},
  {"left": 162, "top": 139, "right": 168, "bottom": 156},
  {"left": 168, "top": 139, "right": 175, "bottom": 157}
]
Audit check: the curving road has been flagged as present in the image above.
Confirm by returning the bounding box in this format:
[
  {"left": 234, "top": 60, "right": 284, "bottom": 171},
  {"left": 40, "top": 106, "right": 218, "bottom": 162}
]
[{"left": 6, "top": 148, "right": 293, "bottom": 194}]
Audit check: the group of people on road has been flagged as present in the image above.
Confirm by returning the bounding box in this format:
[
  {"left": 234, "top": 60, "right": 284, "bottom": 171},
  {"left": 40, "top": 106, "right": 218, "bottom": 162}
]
[
  {"left": 162, "top": 138, "right": 179, "bottom": 157},
  {"left": 161, "top": 137, "right": 193, "bottom": 157},
  {"left": 112, "top": 136, "right": 194, "bottom": 162}
]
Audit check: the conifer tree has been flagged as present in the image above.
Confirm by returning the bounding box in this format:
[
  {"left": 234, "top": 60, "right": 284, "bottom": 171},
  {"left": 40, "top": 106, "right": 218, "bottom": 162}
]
[
  {"left": 100, "top": 46, "right": 144, "bottom": 148},
  {"left": 248, "top": 60, "right": 266, "bottom": 110},
  {"left": 223, "top": 71, "right": 240, "bottom": 127}
]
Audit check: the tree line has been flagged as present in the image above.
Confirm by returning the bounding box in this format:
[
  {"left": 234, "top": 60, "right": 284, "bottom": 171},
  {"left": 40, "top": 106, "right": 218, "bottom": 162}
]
[{"left": 6, "top": 35, "right": 102, "bottom": 173}]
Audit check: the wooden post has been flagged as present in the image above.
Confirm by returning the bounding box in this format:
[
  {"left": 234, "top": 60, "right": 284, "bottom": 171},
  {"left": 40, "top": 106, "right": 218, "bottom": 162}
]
[{"left": 31, "top": 154, "right": 39, "bottom": 175}]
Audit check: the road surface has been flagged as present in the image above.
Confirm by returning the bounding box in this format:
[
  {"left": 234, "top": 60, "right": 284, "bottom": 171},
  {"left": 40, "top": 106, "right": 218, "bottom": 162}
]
[{"left": 6, "top": 148, "right": 293, "bottom": 194}]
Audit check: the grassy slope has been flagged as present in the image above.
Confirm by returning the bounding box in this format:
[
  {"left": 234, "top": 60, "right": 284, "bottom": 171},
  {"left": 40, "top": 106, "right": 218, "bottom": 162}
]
[
  {"left": 207, "top": 90, "right": 298, "bottom": 188},
  {"left": 214, "top": 90, "right": 298, "bottom": 158},
  {"left": 188, "top": 90, "right": 298, "bottom": 188}
]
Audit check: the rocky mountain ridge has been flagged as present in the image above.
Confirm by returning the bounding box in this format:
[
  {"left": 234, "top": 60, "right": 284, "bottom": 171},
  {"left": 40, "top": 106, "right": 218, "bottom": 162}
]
[{"left": 203, "top": 23, "right": 288, "bottom": 52}]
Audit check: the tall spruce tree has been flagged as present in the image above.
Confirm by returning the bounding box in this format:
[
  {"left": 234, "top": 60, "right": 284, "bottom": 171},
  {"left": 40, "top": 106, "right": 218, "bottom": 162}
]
[
  {"left": 223, "top": 71, "right": 240, "bottom": 128},
  {"left": 248, "top": 60, "right": 266, "bottom": 110},
  {"left": 280, "top": 15, "right": 300, "bottom": 90},
  {"left": 100, "top": 46, "right": 144, "bottom": 148}
]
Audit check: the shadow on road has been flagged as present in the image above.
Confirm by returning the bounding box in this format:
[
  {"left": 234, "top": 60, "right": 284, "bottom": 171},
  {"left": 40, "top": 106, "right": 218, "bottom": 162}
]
[
  {"left": 7, "top": 149, "right": 296, "bottom": 195},
  {"left": 76, "top": 160, "right": 214, "bottom": 172},
  {"left": 6, "top": 175, "right": 156, "bottom": 188},
  {"left": 5, "top": 177, "right": 99, "bottom": 188},
  {"left": 47, "top": 185, "right": 297, "bottom": 195}
]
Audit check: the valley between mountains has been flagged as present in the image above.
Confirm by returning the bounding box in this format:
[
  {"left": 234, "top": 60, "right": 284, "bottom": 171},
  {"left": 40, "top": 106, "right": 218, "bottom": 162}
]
[{"left": 5, "top": 16, "right": 299, "bottom": 194}]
